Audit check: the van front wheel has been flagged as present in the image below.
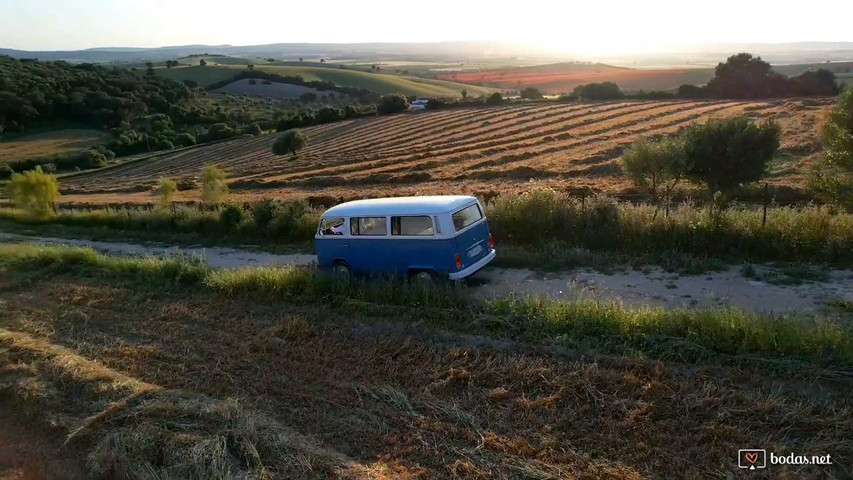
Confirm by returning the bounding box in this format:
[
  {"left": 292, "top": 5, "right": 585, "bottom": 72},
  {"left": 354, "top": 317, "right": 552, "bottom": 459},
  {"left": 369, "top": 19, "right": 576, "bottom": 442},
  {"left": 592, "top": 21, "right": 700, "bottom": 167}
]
[{"left": 332, "top": 261, "right": 351, "bottom": 279}]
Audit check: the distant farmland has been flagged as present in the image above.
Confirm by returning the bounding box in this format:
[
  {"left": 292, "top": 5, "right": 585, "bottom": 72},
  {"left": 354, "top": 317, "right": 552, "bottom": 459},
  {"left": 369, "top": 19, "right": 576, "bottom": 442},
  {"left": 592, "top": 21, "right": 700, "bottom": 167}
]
[
  {"left": 438, "top": 63, "right": 715, "bottom": 93},
  {"left": 156, "top": 64, "right": 499, "bottom": 98},
  {"left": 59, "top": 98, "right": 830, "bottom": 204}
]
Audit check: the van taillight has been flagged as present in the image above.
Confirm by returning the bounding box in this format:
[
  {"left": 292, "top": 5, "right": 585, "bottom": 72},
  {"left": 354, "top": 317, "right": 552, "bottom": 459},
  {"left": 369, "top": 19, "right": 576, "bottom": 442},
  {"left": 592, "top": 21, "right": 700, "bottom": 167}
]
[
  {"left": 489, "top": 234, "right": 494, "bottom": 248},
  {"left": 455, "top": 254, "right": 462, "bottom": 269}
]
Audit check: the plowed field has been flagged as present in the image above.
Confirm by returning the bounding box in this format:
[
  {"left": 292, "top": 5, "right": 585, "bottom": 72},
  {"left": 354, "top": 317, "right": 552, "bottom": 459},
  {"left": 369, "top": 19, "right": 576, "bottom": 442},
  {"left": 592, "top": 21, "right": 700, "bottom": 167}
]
[{"left": 60, "top": 98, "right": 831, "bottom": 204}]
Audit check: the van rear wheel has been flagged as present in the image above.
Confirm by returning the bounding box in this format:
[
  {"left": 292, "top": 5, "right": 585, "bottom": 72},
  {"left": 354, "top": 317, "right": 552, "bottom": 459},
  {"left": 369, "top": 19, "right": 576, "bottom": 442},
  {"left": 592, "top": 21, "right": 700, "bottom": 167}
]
[
  {"left": 332, "top": 261, "right": 351, "bottom": 279},
  {"left": 411, "top": 270, "right": 437, "bottom": 284}
]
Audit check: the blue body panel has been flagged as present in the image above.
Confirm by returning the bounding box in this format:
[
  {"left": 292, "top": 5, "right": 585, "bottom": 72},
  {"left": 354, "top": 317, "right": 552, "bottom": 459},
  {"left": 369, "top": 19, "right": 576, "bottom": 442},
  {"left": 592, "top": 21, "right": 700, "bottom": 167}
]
[{"left": 315, "top": 219, "right": 492, "bottom": 278}]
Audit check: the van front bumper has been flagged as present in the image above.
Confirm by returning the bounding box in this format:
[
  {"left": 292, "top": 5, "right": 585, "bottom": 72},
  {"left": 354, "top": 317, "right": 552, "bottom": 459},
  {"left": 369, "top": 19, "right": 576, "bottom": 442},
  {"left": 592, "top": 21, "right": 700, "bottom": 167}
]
[{"left": 449, "top": 249, "right": 496, "bottom": 280}]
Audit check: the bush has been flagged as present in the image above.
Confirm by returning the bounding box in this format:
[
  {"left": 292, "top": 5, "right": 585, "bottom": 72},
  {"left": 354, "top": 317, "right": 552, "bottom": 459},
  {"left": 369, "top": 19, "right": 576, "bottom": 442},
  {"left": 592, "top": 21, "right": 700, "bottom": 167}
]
[
  {"left": 573, "top": 82, "right": 623, "bottom": 100},
  {"left": 174, "top": 132, "right": 196, "bottom": 147},
  {"left": 7, "top": 166, "right": 60, "bottom": 218},
  {"left": 486, "top": 92, "right": 503, "bottom": 105},
  {"left": 812, "top": 88, "right": 853, "bottom": 208},
  {"left": 219, "top": 204, "right": 246, "bottom": 231},
  {"left": 622, "top": 136, "right": 690, "bottom": 213},
  {"left": 241, "top": 123, "right": 263, "bottom": 136},
  {"left": 519, "top": 87, "right": 543, "bottom": 100},
  {"left": 155, "top": 178, "right": 177, "bottom": 209},
  {"left": 271, "top": 129, "right": 308, "bottom": 157},
  {"left": 252, "top": 198, "right": 281, "bottom": 231},
  {"left": 683, "top": 117, "right": 781, "bottom": 195},
  {"left": 377, "top": 94, "right": 409, "bottom": 115},
  {"left": 201, "top": 165, "right": 228, "bottom": 205},
  {"left": 0, "top": 164, "right": 12, "bottom": 180}
]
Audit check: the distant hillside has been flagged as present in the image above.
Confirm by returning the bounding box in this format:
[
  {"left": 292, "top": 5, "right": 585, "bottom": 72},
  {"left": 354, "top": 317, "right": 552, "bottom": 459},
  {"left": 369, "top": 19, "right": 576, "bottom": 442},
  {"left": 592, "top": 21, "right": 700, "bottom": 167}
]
[{"left": 157, "top": 64, "right": 499, "bottom": 98}]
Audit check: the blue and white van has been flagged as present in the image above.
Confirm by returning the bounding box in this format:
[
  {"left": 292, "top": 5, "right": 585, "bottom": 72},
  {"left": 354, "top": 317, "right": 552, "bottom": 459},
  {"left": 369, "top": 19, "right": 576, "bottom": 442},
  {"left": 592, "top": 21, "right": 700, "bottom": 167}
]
[{"left": 315, "top": 195, "right": 496, "bottom": 280}]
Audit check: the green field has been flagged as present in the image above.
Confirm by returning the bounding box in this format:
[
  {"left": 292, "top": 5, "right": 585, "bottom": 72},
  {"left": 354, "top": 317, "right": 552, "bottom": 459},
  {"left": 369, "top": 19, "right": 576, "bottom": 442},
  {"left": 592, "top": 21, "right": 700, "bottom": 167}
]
[
  {"left": 156, "top": 64, "right": 500, "bottom": 98},
  {"left": 0, "top": 129, "right": 109, "bottom": 165}
]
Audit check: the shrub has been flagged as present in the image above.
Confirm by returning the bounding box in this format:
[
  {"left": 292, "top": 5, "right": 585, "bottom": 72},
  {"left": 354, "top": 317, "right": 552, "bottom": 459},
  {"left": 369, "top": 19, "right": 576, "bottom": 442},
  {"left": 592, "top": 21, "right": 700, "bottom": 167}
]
[
  {"left": 241, "top": 123, "right": 263, "bottom": 136},
  {"left": 40, "top": 163, "right": 57, "bottom": 173},
  {"left": 622, "top": 136, "right": 690, "bottom": 215},
  {"left": 219, "top": 204, "right": 246, "bottom": 231},
  {"left": 201, "top": 165, "right": 228, "bottom": 205},
  {"left": 155, "top": 178, "right": 177, "bottom": 209},
  {"left": 7, "top": 166, "right": 60, "bottom": 218},
  {"left": 377, "top": 94, "right": 409, "bottom": 115},
  {"left": 812, "top": 88, "right": 853, "bottom": 208},
  {"left": 252, "top": 198, "right": 281, "bottom": 231},
  {"left": 174, "top": 132, "right": 196, "bottom": 147},
  {"left": 176, "top": 177, "right": 198, "bottom": 191},
  {"left": 573, "top": 82, "right": 623, "bottom": 100},
  {"left": 0, "top": 164, "right": 12, "bottom": 180},
  {"left": 683, "top": 117, "right": 781, "bottom": 195},
  {"left": 486, "top": 92, "right": 503, "bottom": 105},
  {"left": 271, "top": 129, "right": 307, "bottom": 157},
  {"left": 519, "top": 87, "right": 543, "bottom": 100}
]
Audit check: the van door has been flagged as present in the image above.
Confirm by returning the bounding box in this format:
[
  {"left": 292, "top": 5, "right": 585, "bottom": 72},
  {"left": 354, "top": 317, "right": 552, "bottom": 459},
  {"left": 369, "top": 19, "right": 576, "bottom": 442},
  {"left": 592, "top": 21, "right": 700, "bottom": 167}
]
[{"left": 451, "top": 203, "right": 491, "bottom": 269}]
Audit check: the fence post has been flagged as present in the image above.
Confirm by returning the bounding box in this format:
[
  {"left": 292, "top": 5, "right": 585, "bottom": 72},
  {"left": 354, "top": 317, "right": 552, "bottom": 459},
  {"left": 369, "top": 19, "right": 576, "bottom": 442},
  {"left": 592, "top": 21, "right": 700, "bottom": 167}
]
[{"left": 762, "top": 183, "right": 768, "bottom": 228}]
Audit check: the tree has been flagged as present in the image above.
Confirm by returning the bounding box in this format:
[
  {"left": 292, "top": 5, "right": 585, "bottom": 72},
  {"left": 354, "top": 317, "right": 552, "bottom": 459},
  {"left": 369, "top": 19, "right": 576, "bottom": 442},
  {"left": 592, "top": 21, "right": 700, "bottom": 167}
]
[
  {"left": 812, "top": 88, "right": 853, "bottom": 208},
  {"left": 621, "top": 137, "right": 691, "bottom": 216},
  {"left": 201, "top": 165, "right": 228, "bottom": 205},
  {"left": 486, "top": 92, "right": 503, "bottom": 105},
  {"left": 572, "top": 82, "right": 623, "bottom": 100},
  {"left": 7, "top": 166, "right": 60, "bottom": 218},
  {"left": 272, "top": 129, "right": 308, "bottom": 157},
  {"left": 199, "top": 59, "right": 207, "bottom": 66},
  {"left": 155, "top": 178, "right": 177, "bottom": 209},
  {"left": 706, "top": 53, "right": 787, "bottom": 98},
  {"left": 299, "top": 57, "right": 304, "bottom": 62},
  {"left": 320, "top": 58, "right": 326, "bottom": 63},
  {"left": 247, "top": 64, "right": 254, "bottom": 70},
  {"left": 461, "top": 89, "right": 468, "bottom": 99},
  {"left": 377, "top": 94, "right": 409, "bottom": 115},
  {"left": 682, "top": 117, "right": 781, "bottom": 195},
  {"left": 519, "top": 87, "right": 543, "bottom": 99}
]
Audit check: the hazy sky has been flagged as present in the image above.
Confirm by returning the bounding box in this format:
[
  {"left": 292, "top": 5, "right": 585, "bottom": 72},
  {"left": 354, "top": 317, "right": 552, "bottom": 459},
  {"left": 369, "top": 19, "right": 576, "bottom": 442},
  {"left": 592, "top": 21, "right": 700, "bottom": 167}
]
[{"left": 1, "top": 0, "right": 850, "bottom": 55}]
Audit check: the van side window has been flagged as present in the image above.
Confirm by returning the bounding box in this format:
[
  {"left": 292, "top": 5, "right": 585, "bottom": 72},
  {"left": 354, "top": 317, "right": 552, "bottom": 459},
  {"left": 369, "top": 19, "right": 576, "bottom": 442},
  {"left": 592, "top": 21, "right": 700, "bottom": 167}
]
[
  {"left": 452, "top": 204, "right": 483, "bottom": 231},
  {"left": 350, "top": 217, "right": 387, "bottom": 236},
  {"left": 391, "top": 216, "right": 434, "bottom": 236},
  {"left": 319, "top": 217, "right": 345, "bottom": 236}
]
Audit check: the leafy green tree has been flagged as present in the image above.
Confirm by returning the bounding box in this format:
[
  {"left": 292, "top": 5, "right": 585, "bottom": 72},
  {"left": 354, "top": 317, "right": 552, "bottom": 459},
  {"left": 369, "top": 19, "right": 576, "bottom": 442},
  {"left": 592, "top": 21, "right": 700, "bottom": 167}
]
[
  {"left": 621, "top": 137, "right": 691, "bottom": 216},
  {"left": 155, "top": 178, "right": 177, "bottom": 209},
  {"left": 377, "top": 94, "right": 409, "bottom": 114},
  {"left": 682, "top": 117, "right": 781, "bottom": 195},
  {"left": 486, "top": 92, "right": 503, "bottom": 105},
  {"left": 247, "top": 64, "right": 254, "bottom": 70},
  {"left": 272, "top": 129, "right": 308, "bottom": 157},
  {"left": 519, "top": 87, "right": 543, "bottom": 99},
  {"left": 199, "top": 59, "right": 207, "bottom": 66},
  {"left": 201, "top": 165, "right": 229, "bottom": 205},
  {"left": 706, "top": 53, "right": 787, "bottom": 98},
  {"left": 461, "top": 89, "right": 468, "bottom": 99},
  {"left": 812, "top": 88, "right": 853, "bottom": 208},
  {"left": 7, "top": 166, "right": 60, "bottom": 218},
  {"left": 572, "top": 82, "right": 623, "bottom": 100}
]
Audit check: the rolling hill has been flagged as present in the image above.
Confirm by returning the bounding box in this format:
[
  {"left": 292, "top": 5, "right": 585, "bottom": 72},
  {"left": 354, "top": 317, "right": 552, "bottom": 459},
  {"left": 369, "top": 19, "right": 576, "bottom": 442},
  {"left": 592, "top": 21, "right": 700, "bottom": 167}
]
[
  {"left": 156, "top": 64, "right": 500, "bottom": 98},
  {"left": 60, "top": 98, "right": 831, "bottom": 204}
]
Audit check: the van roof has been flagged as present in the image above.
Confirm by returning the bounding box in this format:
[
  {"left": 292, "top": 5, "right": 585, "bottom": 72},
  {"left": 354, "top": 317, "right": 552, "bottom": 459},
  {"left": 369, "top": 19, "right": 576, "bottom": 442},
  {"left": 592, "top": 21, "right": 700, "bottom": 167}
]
[{"left": 322, "top": 195, "right": 478, "bottom": 217}]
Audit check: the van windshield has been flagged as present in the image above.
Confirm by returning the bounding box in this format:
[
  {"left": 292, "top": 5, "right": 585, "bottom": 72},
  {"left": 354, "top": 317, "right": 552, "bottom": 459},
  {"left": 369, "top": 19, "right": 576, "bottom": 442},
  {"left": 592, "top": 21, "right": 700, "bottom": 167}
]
[{"left": 452, "top": 204, "right": 483, "bottom": 231}]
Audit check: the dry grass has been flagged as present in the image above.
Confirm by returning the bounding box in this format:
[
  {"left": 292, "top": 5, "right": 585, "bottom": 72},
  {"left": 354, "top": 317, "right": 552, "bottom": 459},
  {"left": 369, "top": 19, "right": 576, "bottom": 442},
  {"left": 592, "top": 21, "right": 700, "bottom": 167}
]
[
  {"left": 55, "top": 99, "right": 833, "bottom": 205},
  {"left": 0, "top": 266, "right": 851, "bottom": 478},
  {"left": 0, "top": 329, "right": 369, "bottom": 479},
  {"left": 0, "top": 130, "right": 109, "bottom": 165}
]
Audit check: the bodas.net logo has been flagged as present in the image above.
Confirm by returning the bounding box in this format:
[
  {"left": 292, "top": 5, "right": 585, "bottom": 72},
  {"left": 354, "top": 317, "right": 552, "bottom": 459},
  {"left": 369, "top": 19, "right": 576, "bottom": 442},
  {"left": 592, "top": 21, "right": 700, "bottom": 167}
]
[{"left": 738, "top": 449, "right": 767, "bottom": 470}]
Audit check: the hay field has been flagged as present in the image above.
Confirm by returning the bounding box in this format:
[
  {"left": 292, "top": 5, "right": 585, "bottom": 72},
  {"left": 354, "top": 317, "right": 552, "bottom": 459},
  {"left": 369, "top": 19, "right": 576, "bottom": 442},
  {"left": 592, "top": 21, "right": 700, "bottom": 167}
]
[
  {"left": 0, "top": 129, "right": 109, "bottom": 165},
  {"left": 59, "top": 98, "right": 831, "bottom": 204}
]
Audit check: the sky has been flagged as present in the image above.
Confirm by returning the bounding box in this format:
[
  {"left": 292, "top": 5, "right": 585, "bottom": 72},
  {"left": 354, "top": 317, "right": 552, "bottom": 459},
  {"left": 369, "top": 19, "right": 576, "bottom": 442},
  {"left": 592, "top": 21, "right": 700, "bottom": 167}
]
[{"left": 0, "top": 0, "right": 850, "bottom": 55}]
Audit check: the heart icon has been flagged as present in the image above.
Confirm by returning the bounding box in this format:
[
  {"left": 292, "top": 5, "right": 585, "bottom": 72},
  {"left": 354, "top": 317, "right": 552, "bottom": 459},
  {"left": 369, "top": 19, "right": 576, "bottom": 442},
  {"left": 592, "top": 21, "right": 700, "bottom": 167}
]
[{"left": 745, "top": 452, "right": 758, "bottom": 464}]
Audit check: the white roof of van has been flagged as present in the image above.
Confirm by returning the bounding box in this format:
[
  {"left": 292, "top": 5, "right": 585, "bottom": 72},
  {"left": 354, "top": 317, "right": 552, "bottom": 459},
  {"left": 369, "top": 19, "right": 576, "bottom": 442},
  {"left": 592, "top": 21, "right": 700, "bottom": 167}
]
[{"left": 322, "top": 196, "right": 477, "bottom": 217}]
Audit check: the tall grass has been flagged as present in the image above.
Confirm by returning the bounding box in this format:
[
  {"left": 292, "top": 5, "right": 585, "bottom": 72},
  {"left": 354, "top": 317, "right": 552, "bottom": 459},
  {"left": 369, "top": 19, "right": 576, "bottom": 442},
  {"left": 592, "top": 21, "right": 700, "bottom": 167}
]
[
  {"left": 2, "top": 243, "right": 850, "bottom": 366},
  {"left": 2, "top": 188, "right": 852, "bottom": 265},
  {"left": 487, "top": 189, "right": 853, "bottom": 265}
]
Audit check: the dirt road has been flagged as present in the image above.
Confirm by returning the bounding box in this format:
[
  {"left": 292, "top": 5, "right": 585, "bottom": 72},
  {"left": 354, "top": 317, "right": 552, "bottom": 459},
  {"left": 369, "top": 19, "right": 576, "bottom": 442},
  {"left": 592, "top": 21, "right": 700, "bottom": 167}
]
[{"left": 2, "top": 232, "right": 851, "bottom": 314}]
